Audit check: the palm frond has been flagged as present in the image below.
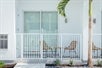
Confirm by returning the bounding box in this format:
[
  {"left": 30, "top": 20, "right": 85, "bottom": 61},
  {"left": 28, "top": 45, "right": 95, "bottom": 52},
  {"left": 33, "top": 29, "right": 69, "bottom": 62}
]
[
  {"left": 89, "top": 0, "right": 93, "bottom": 16},
  {"left": 57, "top": 0, "right": 70, "bottom": 17}
]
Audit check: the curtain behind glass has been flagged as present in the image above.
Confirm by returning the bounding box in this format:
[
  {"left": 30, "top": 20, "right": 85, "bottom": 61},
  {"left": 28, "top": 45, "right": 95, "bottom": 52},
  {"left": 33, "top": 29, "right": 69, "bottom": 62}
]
[
  {"left": 24, "top": 12, "right": 40, "bottom": 33},
  {"left": 41, "top": 12, "right": 58, "bottom": 33}
]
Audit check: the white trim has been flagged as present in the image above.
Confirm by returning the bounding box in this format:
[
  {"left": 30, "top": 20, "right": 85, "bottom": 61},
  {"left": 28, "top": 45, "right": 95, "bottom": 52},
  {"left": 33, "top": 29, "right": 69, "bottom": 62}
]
[
  {"left": 21, "top": 34, "right": 23, "bottom": 59},
  {"left": 40, "top": 34, "right": 43, "bottom": 59},
  {"left": 40, "top": 11, "right": 42, "bottom": 33},
  {"left": 16, "top": 33, "right": 81, "bottom": 35},
  {"left": 93, "top": 33, "right": 102, "bottom": 35},
  {"left": 61, "top": 34, "right": 62, "bottom": 60},
  {"left": 80, "top": 34, "right": 82, "bottom": 60}
]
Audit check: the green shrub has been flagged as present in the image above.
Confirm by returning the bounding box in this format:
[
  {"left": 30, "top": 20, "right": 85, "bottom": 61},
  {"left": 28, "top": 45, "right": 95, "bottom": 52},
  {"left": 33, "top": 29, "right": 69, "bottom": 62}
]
[
  {"left": 0, "top": 61, "right": 5, "bottom": 68},
  {"left": 97, "top": 60, "right": 102, "bottom": 66},
  {"left": 69, "top": 59, "right": 73, "bottom": 66},
  {"left": 54, "top": 59, "right": 60, "bottom": 65}
]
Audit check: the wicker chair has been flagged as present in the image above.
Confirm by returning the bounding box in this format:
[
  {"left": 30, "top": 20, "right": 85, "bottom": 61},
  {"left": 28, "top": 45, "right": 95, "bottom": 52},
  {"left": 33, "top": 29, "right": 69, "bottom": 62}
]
[
  {"left": 39, "top": 40, "right": 53, "bottom": 52},
  {"left": 92, "top": 42, "right": 102, "bottom": 57},
  {"left": 92, "top": 42, "right": 102, "bottom": 50},
  {"left": 64, "top": 41, "right": 77, "bottom": 57}
]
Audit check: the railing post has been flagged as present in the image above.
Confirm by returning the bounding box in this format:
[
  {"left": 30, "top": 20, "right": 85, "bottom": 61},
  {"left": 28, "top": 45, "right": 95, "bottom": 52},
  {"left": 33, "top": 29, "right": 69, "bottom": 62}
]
[
  {"left": 79, "top": 34, "right": 82, "bottom": 60},
  {"left": 61, "top": 34, "right": 62, "bottom": 60},
  {"left": 21, "top": 34, "right": 23, "bottom": 59},
  {"left": 40, "top": 34, "right": 43, "bottom": 59}
]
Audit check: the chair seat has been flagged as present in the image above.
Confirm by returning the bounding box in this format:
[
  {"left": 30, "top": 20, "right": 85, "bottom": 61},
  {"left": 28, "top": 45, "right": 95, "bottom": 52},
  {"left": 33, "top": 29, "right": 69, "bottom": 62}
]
[
  {"left": 64, "top": 47, "right": 75, "bottom": 50},
  {"left": 64, "top": 41, "right": 77, "bottom": 51},
  {"left": 92, "top": 42, "right": 102, "bottom": 50}
]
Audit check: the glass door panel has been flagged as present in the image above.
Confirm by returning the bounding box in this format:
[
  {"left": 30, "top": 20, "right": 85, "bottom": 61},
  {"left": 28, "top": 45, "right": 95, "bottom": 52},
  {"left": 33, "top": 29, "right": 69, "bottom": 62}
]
[
  {"left": 24, "top": 12, "right": 40, "bottom": 33},
  {"left": 41, "top": 12, "right": 58, "bottom": 33},
  {"left": 23, "top": 11, "right": 58, "bottom": 58}
]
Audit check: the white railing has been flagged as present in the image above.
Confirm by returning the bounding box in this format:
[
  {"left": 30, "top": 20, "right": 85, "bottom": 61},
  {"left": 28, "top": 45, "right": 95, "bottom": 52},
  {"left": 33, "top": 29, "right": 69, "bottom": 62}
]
[
  {"left": 16, "top": 33, "right": 82, "bottom": 59},
  {"left": 93, "top": 34, "right": 102, "bottom": 58}
]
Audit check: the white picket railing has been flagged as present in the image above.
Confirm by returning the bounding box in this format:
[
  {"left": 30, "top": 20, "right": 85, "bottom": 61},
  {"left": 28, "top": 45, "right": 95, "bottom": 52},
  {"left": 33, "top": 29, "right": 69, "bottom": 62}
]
[
  {"left": 16, "top": 33, "right": 82, "bottom": 60},
  {"left": 16, "top": 33, "right": 102, "bottom": 60}
]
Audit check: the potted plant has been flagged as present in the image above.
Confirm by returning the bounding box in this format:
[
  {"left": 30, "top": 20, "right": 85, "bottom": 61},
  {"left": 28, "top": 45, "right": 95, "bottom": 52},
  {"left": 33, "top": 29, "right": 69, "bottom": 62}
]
[{"left": 96, "top": 60, "right": 102, "bottom": 67}]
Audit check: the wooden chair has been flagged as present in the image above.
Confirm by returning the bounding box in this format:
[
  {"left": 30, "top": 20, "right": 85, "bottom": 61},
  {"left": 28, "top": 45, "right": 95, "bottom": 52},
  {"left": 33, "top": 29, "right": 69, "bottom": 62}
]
[{"left": 64, "top": 41, "right": 78, "bottom": 57}]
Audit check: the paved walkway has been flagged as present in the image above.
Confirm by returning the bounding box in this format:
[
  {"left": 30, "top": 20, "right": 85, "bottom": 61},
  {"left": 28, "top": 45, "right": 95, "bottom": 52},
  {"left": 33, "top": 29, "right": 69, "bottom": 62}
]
[
  {"left": 14, "top": 63, "right": 45, "bottom": 68},
  {"left": 46, "top": 66, "right": 102, "bottom": 68}
]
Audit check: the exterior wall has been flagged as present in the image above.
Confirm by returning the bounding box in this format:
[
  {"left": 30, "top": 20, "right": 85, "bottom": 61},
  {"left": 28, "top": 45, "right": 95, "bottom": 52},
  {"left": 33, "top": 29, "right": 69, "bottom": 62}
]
[
  {"left": 16, "top": 0, "right": 83, "bottom": 34},
  {"left": 93, "top": 0, "right": 102, "bottom": 53},
  {"left": 59, "top": 0, "right": 83, "bottom": 33},
  {"left": 15, "top": 0, "right": 84, "bottom": 59},
  {"left": 16, "top": 0, "right": 102, "bottom": 33},
  {"left": 93, "top": 0, "right": 102, "bottom": 33},
  {"left": 0, "top": 0, "right": 16, "bottom": 60},
  {"left": 0, "top": 0, "right": 101, "bottom": 60},
  {"left": 82, "top": 0, "right": 89, "bottom": 60},
  {"left": 16, "top": 0, "right": 60, "bottom": 33},
  {"left": 15, "top": 0, "right": 102, "bottom": 60}
]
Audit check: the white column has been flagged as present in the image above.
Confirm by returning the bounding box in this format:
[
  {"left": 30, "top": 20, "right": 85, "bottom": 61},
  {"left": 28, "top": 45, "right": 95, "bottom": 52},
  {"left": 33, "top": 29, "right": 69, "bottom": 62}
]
[{"left": 82, "top": 0, "right": 89, "bottom": 61}]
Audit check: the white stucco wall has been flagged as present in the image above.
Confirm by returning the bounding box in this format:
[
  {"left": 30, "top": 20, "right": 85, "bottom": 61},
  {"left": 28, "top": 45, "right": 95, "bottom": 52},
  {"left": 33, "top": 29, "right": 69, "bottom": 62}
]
[
  {"left": 59, "top": 0, "right": 83, "bottom": 33},
  {"left": 15, "top": 0, "right": 84, "bottom": 59},
  {"left": 16, "top": 0, "right": 60, "bottom": 33},
  {"left": 0, "top": 0, "right": 101, "bottom": 60},
  {"left": 16, "top": 0, "right": 84, "bottom": 34},
  {"left": 93, "top": 0, "right": 102, "bottom": 33},
  {"left": 16, "top": 0, "right": 102, "bottom": 33},
  {"left": 0, "top": 0, "right": 16, "bottom": 60},
  {"left": 82, "top": 0, "right": 89, "bottom": 60},
  {"left": 0, "top": 0, "right": 1, "bottom": 33}
]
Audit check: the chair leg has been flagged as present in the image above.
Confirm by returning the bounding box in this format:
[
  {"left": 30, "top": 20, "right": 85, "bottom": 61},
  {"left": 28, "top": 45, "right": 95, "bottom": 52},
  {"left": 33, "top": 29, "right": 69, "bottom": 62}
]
[
  {"left": 51, "top": 49, "right": 53, "bottom": 57},
  {"left": 46, "top": 50, "right": 48, "bottom": 57},
  {"left": 74, "top": 51, "right": 77, "bottom": 58},
  {"left": 69, "top": 50, "right": 71, "bottom": 58},
  {"left": 51, "top": 49, "right": 53, "bottom": 54},
  {"left": 97, "top": 50, "right": 98, "bottom": 58},
  {"left": 93, "top": 50, "right": 95, "bottom": 58}
]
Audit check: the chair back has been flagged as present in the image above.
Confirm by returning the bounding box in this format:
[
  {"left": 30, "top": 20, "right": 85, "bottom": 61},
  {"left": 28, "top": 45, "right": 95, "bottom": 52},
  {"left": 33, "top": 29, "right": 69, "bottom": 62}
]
[
  {"left": 92, "top": 42, "right": 102, "bottom": 50},
  {"left": 43, "top": 40, "right": 49, "bottom": 49},
  {"left": 69, "top": 41, "right": 77, "bottom": 50},
  {"left": 39, "top": 40, "right": 49, "bottom": 50},
  {"left": 92, "top": 42, "right": 96, "bottom": 50}
]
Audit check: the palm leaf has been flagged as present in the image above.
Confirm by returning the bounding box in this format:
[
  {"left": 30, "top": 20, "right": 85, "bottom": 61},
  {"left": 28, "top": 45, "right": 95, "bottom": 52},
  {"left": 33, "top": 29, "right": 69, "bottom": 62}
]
[
  {"left": 89, "top": 0, "right": 93, "bottom": 16},
  {"left": 57, "top": 0, "right": 70, "bottom": 17}
]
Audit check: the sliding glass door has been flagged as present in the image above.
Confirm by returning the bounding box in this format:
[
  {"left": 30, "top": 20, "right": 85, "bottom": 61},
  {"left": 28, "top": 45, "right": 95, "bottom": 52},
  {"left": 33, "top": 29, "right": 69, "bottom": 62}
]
[
  {"left": 42, "top": 12, "right": 58, "bottom": 33},
  {"left": 24, "top": 11, "right": 58, "bottom": 33},
  {"left": 23, "top": 11, "right": 58, "bottom": 58}
]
